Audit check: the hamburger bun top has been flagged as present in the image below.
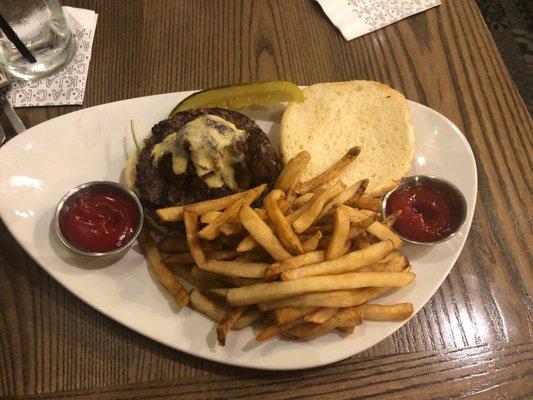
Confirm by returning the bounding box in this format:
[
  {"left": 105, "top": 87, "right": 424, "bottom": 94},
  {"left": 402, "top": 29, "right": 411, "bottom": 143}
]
[{"left": 280, "top": 80, "right": 414, "bottom": 195}]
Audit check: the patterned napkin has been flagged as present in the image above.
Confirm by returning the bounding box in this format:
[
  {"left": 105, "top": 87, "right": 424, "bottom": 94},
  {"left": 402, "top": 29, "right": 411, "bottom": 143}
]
[
  {"left": 316, "top": 0, "right": 441, "bottom": 41},
  {"left": 6, "top": 7, "right": 98, "bottom": 107}
]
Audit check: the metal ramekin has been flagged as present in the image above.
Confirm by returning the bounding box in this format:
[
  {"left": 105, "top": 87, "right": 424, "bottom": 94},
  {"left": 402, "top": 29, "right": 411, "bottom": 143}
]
[
  {"left": 381, "top": 175, "right": 467, "bottom": 245},
  {"left": 54, "top": 181, "right": 143, "bottom": 257}
]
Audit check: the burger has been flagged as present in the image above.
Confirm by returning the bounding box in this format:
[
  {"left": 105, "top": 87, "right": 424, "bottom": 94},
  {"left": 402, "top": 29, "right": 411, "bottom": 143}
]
[{"left": 125, "top": 108, "right": 282, "bottom": 229}]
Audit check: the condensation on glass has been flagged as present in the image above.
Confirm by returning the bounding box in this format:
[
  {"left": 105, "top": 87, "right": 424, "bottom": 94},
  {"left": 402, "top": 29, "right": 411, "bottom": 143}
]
[{"left": 0, "top": 0, "right": 76, "bottom": 80}]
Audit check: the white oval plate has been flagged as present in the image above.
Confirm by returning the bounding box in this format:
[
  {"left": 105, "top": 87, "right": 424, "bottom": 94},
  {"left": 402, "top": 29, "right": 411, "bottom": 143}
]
[{"left": 0, "top": 91, "right": 477, "bottom": 370}]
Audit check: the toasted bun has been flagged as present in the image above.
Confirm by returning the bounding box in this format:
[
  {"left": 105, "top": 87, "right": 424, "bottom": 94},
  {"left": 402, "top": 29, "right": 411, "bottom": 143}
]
[
  {"left": 280, "top": 80, "right": 414, "bottom": 195},
  {"left": 124, "top": 148, "right": 139, "bottom": 192}
]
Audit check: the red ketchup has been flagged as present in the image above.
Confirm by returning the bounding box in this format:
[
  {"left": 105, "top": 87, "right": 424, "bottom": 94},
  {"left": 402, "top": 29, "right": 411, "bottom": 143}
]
[
  {"left": 386, "top": 185, "right": 460, "bottom": 243},
  {"left": 61, "top": 192, "right": 140, "bottom": 253}
]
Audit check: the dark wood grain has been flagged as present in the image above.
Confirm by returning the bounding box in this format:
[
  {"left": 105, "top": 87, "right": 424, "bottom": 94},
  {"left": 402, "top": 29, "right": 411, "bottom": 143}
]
[
  {"left": 0, "top": 0, "right": 531, "bottom": 398},
  {"left": 14, "top": 343, "right": 533, "bottom": 400}
]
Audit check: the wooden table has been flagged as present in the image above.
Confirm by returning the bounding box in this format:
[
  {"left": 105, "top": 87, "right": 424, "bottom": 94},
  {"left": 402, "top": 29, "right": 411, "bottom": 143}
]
[{"left": 1, "top": 1, "right": 531, "bottom": 398}]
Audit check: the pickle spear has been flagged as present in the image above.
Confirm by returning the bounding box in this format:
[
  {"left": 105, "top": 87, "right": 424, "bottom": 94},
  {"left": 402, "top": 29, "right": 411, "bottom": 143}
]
[{"left": 170, "top": 81, "right": 304, "bottom": 116}]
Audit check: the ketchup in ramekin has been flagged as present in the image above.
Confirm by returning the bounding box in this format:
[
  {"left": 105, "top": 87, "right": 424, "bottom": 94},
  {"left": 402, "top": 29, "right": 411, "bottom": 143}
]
[
  {"left": 383, "top": 175, "right": 467, "bottom": 244},
  {"left": 56, "top": 182, "right": 143, "bottom": 256}
]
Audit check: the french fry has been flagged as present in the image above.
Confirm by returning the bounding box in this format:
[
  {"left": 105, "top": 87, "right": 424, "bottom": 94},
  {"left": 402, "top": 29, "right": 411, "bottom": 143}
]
[
  {"left": 155, "top": 206, "right": 185, "bottom": 223},
  {"left": 284, "top": 307, "right": 363, "bottom": 339},
  {"left": 277, "top": 198, "right": 292, "bottom": 214},
  {"left": 233, "top": 210, "right": 270, "bottom": 253},
  {"left": 285, "top": 191, "right": 298, "bottom": 204},
  {"left": 292, "top": 193, "right": 314, "bottom": 209},
  {"left": 217, "top": 209, "right": 267, "bottom": 236},
  {"left": 383, "top": 210, "right": 401, "bottom": 228},
  {"left": 219, "top": 271, "right": 415, "bottom": 306},
  {"left": 367, "top": 220, "right": 403, "bottom": 249},
  {"left": 348, "top": 225, "right": 366, "bottom": 238},
  {"left": 341, "top": 240, "right": 352, "bottom": 256},
  {"left": 319, "top": 229, "right": 357, "bottom": 249},
  {"left": 326, "top": 206, "right": 350, "bottom": 260},
  {"left": 259, "top": 260, "right": 408, "bottom": 310},
  {"left": 302, "top": 225, "right": 332, "bottom": 235},
  {"left": 264, "top": 250, "right": 325, "bottom": 281},
  {"left": 352, "top": 232, "right": 372, "bottom": 250},
  {"left": 198, "top": 184, "right": 267, "bottom": 240},
  {"left": 162, "top": 252, "right": 195, "bottom": 264},
  {"left": 286, "top": 189, "right": 327, "bottom": 223},
  {"left": 223, "top": 276, "right": 265, "bottom": 287},
  {"left": 200, "top": 238, "right": 222, "bottom": 252},
  {"left": 183, "top": 192, "right": 248, "bottom": 214},
  {"left": 199, "top": 259, "right": 269, "bottom": 279},
  {"left": 195, "top": 271, "right": 264, "bottom": 287},
  {"left": 320, "top": 179, "right": 368, "bottom": 220},
  {"left": 275, "top": 151, "right": 311, "bottom": 192},
  {"left": 282, "top": 240, "right": 394, "bottom": 280},
  {"left": 355, "top": 217, "right": 376, "bottom": 232},
  {"left": 183, "top": 211, "right": 207, "bottom": 267},
  {"left": 284, "top": 320, "right": 362, "bottom": 340},
  {"left": 217, "top": 306, "right": 247, "bottom": 345},
  {"left": 264, "top": 189, "right": 303, "bottom": 255},
  {"left": 236, "top": 247, "right": 271, "bottom": 262},
  {"left": 355, "top": 195, "right": 382, "bottom": 212},
  {"left": 190, "top": 289, "right": 227, "bottom": 321},
  {"left": 296, "top": 146, "right": 361, "bottom": 194},
  {"left": 293, "top": 181, "right": 345, "bottom": 233},
  {"left": 256, "top": 321, "right": 309, "bottom": 342},
  {"left": 256, "top": 324, "right": 283, "bottom": 342},
  {"left": 303, "top": 307, "right": 339, "bottom": 324},
  {"left": 234, "top": 308, "right": 262, "bottom": 329},
  {"left": 319, "top": 235, "right": 352, "bottom": 253},
  {"left": 368, "top": 182, "right": 399, "bottom": 197},
  {"left": 200, "top": 211, "right": 223, "bottom": 224},
  {"left": 139, "top": 230, "right": 189, "bottom": 307},
  {"left": 274, "top": 306, "right": 318, "bottom": 325},
  {"left": 301, "top": 231, "right": 322, "bottom": 252},
  {"left": 286, "top": 196, "right": 315, "bottom": 223},
  {"left": 208, "top": 249, "right": 240, "bottom": 261},
  {"left": 236, "top": 235, "right": 258, "bottom": 252},
  {"left": 338, "top": 205, "right": 376, "bottom": 224},
  {"left": 357, "top": 256, "right": 408, "bottom": 273},
  {"left": 192, "top": 266, "right": 266, "bottom": 287},
  {"left": 190, "top": 265, "right": 221, "bottom": 280},
  {"left": 239, "top": 205, "right": 292, "bottom": 261},
  {"left": 219, "top": 221, "right": 244, "bottom": 236},
  {"left": 259, "top": 287, "right": 392, "bottom": 310},
  {"left": 167, "top": 263, "right": 226, "bottom": 291},
  {"left": 361, "top": 303, "right": 414, "bottom": 321},
  {"left": 190, "top": 290, "right": 260, "bottom": 328},
  {"left": 204, "top": 209, "right": 266, "bottom": 236},
  {"left": 338, "top": 325, "right": 355, "bottom": 334},
  {"left": 379, "top": 250, "right": 402, "bottom": 263},
  {"left": 158, "top": 236, "right": 188, "bottom": 253},
  {"left": 157, "top": 191, "right": 247, "bottom": 222}
]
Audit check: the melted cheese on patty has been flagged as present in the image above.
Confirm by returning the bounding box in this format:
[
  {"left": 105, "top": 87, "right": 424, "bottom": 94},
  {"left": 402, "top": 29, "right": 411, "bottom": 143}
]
[{"left": 151, "top": 115, "right": 247, "bottom": 189}]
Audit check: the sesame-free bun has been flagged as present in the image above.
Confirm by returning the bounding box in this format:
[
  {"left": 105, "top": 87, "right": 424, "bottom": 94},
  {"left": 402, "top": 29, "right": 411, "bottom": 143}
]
[
  {"left": 123, "top": 144, "right": 142, "bottom": 192},
  {"left": 280, "top": 80, "right": 414, "bottom": 195}
]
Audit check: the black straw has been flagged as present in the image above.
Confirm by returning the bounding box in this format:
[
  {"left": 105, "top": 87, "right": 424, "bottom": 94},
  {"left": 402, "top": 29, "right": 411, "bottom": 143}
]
[{"left": 0, "top": 13, "right": 36, "bottom": 63}]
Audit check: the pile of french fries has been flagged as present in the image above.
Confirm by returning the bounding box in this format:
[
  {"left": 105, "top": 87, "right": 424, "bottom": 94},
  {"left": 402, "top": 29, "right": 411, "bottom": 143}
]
[{"left": 139, "top": 146, "right": 415, "bottom": 346}]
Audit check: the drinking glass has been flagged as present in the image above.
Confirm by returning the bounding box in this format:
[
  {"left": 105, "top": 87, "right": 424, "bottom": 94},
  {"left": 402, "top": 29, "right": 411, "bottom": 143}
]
[{"left": 0, "top": 0, "right": 76, "bottom": 80}]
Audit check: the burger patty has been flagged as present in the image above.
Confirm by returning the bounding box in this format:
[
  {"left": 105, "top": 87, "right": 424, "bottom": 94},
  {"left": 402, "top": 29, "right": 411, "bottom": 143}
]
[{"left": 136, "top": 108, "right": 282, "bottom": 210}]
